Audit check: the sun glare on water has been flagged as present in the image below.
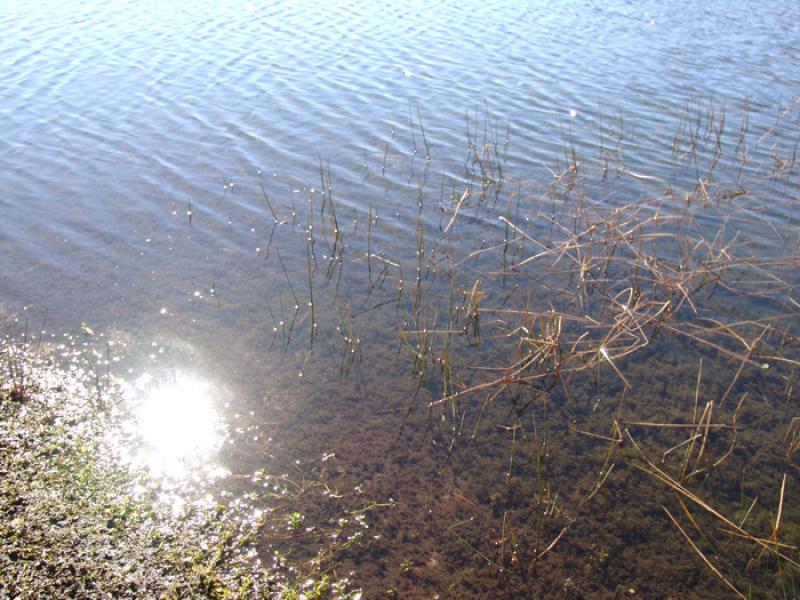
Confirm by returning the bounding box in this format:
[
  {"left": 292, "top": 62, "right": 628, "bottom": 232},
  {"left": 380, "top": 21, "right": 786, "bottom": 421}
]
[{"left": 127, "top": 371, "right": 225, "bottom": 479}]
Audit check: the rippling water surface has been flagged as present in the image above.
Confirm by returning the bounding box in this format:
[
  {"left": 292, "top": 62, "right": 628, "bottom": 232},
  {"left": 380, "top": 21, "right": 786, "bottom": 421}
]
[
  {"left": 3, "top": 1, "right": 799, "bottom": 329},
  {"left": 2, "top": 1, "right": 800, "bottom": 596}
]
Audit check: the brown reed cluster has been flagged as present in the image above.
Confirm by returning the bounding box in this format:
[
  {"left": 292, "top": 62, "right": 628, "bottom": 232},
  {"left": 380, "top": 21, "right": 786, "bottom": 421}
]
[{"left": 256, "top": 101, "right": 799, "bottom": 595}]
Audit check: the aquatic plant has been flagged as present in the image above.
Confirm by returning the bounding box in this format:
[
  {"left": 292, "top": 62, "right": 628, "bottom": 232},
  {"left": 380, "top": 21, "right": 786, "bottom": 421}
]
[
  {"left": 249, "top": 100, "right": 799, "bottom": 597},
  {"left": 2, "top": 99, "right": 798, "bottom": 597}
]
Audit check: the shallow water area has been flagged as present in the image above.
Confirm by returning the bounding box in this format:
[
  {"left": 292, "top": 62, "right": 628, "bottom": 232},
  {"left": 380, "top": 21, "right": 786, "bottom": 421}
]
[{"left": 2, "top": 1, "right": 800, "bottom": 597}]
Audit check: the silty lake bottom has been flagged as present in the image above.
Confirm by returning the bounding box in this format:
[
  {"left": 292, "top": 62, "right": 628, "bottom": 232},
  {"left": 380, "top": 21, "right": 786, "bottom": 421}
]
[
  {"left": 3, "top": 102, "right": 800, "bottom": 599},
  {"left": 1, "top": 2, "right": 800, "bottom": 598}
]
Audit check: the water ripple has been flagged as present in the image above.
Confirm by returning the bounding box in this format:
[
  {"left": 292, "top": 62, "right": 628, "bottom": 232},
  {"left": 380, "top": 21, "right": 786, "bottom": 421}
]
[{"left": 1, "top": 0, "right": 799, "bottom": 330}]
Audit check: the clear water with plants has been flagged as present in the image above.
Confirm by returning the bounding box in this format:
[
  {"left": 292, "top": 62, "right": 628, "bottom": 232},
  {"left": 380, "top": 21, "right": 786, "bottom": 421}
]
[{"left": 2, "top": 1, "right": 800, "bottom": 598}]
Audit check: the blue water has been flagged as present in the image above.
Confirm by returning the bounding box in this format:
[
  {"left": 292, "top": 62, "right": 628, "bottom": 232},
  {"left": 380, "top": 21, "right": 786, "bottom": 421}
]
[{"left": 2, "top": 1, "right": 798, "bottom": 330}]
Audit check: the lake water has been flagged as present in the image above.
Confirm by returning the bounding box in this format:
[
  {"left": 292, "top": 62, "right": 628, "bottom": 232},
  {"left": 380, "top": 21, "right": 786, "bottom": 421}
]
[{"left": 2, "top": 1, "right": 800, "bottom": 596}]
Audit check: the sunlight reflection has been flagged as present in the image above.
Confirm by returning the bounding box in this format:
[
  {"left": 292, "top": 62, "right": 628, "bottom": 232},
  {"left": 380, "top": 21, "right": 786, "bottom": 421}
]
[{"left": 127, "top": 371, "right": 225, "bottom": 480}]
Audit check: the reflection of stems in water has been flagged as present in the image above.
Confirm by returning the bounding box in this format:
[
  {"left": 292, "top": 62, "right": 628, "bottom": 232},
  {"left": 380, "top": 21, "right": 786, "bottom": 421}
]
[
  {"left": 412, "top": 218, "right": 425, "bottom": 329},
  {"left": 330, "top": 248, "right": 345, "bottom": 303},
  {"left": 264, "top": 294, "right": 279, "bottom": 350},
  {"left": 298, "top": 350, "right": 312, "bottom": 378},
  {"left": 306, "top": 240, "right": 316, "bottom": 351},
  {"left": 277, "top": 291, "right": 287, "bottom": 345},
  {"left": 408, "top": 102, "right": 417, "bottom": 157},
  {"left": 367, "top": 203, "right": 373, "bottom": 284},
  {"left": 285, "top": 306, "right": 299, "bottom": 349},
  {"left": 289, "top": 190, "right": 297, "bottom": 226},
  {"left": 275, "top": 291, "right": 299, "bottom": 349},
  {"left": 261, "top": 222, "right": 278, "bottom": 261},
  {"left": 318, "top": 159, "right": 327, "bottom": 216},
  {"left": 502, "top": 191, "right": 515, "bottom": 276},
  {"left": 211, "top": 268, "right": 221, "bottom": 307},
  {"left": 326, "top": 179, "right": 341, "bottom": 259},
  {"left": 417, "top": 104, "right": 431, "bottom": 161},
  {"left": 440, "top": 273, "right": 456, "bottom": 406},
  {"left": 275, "top": 251, "right": 300, "bottom": 312},
  {"left": 505, "top": 420, "right": 519, "bottom": 478},
  {"left": 462, "top": 280, "right": 483, "bottom": 345},
  {"left": 337, "top": 303, "right": 360, "bottom": 376},
  {"left": 260, "top": 181, "right": 279, "bottom": 224}
]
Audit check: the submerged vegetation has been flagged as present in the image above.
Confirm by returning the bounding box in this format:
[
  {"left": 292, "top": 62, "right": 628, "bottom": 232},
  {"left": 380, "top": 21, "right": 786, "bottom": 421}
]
[
  {"left": 2, "top": 99, "right": 800, "bottom": 597},
  {"left": 253, "top": 100, "right": 800, "bottom": 597}
]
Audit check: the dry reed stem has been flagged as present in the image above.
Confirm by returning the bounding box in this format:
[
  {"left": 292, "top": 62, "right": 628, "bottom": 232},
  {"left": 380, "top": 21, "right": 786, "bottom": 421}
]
[
  {"left": 627, "top": 431, "right": 800, "bottom": 569},
  {"left": 662, "top": 506, "right": 747, "bottom": 599},
  {"left": 528, "top": 524, "right": 572, "bottom": 569}
]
